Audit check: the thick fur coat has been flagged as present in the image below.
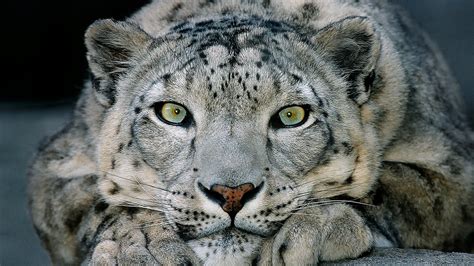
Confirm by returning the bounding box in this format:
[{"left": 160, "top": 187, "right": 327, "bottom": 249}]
[{"left": 29, "top": 0, "right": 473, "bottom": 265}]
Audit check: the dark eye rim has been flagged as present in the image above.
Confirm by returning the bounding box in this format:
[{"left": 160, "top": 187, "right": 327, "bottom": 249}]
[
  {"left": 153, "top": 101, "right": 193, "bottom": 127},
  {"left": 270, "top": 104, "right": 312, "bottom": 129}
]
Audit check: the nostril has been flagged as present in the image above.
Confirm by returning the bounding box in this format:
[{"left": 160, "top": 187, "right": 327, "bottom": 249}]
[
  {"left": 241, "top": 181, "right": 264, "bottom": 206},
  {"left": 198, "top": 182, "right": 226, "bottom": 206}
]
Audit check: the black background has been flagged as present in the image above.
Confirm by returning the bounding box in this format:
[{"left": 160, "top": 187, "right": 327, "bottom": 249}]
[
  {"left": 2, "top": 0, "right": 147, "bottom": 102},
  {"left": 0, "top": 0, "right": 473, "bottom": 265}
]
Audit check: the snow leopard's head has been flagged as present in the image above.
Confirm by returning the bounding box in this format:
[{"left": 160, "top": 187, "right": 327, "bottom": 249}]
[{"left": 85, "top": 13, "right": 386, "bottom": 246}]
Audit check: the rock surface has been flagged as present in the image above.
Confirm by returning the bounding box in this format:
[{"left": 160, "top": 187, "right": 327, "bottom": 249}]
[{"left": 325, "top": 248, "right": 474, "bottom": 265}]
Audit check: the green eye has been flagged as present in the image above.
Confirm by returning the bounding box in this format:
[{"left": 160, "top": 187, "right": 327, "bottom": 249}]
[
  {"left": 272, "top": 105, "right": 309, "bottom": 128},
  {"left": 155, "top": 102, "right": 189, "bottom": 125}
]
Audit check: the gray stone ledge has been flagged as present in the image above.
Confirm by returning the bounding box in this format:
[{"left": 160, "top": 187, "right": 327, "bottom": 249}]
[{"left": 324, "top": 248, "right": 474, "bottom": 265}]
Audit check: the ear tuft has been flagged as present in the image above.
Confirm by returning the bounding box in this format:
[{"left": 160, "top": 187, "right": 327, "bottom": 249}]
[
  {"left": 312, "top": 16, "right": 381, "bottom": 105},
  {"left": 85, "top": 19, "right": 152, "bottom": 106}
]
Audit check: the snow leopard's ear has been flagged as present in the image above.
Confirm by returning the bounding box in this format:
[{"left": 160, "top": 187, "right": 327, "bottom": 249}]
[
  {"left": 311, "top": 16, "right": 381, "bottom": 105},
  {"left": 85, "top": 19, "right": 153, "bottom": 106}
]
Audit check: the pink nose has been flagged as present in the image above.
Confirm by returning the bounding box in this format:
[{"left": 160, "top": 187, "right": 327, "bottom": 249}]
[{"left": 210, "top": 183, "right": 255, "bottom": 214}]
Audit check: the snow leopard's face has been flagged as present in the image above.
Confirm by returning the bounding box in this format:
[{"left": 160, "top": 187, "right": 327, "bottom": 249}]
[{"left": 86, "top": 15, "right": 380, "bottom": 261}]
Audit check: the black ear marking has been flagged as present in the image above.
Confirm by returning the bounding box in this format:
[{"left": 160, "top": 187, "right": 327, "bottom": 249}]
[
  {"left": 311, "top": 16, "right": 381, "bottom": 105},
  {"left": 364, "top": 70, "right": 376, "bottom": 92},
  {"left": 85, "top": 19, "right": 153, "bottom": 107}
]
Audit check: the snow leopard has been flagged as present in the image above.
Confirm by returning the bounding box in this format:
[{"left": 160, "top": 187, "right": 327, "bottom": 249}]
[{"left": 28, "top": 0, "right": 474, "bottom": 265}]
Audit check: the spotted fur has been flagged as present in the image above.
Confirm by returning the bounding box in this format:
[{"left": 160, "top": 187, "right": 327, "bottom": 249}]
[{"left": 29, "top": 0, "right": 473, "bottom": 265}]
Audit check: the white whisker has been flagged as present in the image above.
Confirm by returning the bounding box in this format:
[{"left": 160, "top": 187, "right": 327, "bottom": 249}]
[{"left": 99, "top": 169, "right": 173, "bottom": 193}]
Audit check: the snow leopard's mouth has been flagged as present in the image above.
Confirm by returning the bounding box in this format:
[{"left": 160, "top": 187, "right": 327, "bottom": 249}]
[
  {"left": 172, "top": 181, "right": 298, "bottom": 241},
  {"left": 174, "top": 206, "right": 282, "bottom": 241}
]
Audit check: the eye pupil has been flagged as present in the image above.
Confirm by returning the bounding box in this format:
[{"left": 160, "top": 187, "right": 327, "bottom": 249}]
[
  {"left": 174, "top": 109, "right": 180, "bottom": 115},
  {"left": 286, "top": 112, "right": 293, "bottom": 118}
]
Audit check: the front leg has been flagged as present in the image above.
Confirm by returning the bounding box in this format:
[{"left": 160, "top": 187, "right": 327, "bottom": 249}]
[
  {"left": 259, "top": 204, "right": 373, "bottom": 265},
  {"left": 29, "top": 171, "right": 200, "bottom": 265},
  {"left": 82, "top": 207, "right": 201, "bottom": 265}
]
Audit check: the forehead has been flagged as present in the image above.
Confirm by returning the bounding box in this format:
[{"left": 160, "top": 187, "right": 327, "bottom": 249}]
[
  {"left": 157, "top": 15, "right": 308, "bottom": 81},
  {"left": 138, "top": 16, "right": 325, "bottom": 114}
]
